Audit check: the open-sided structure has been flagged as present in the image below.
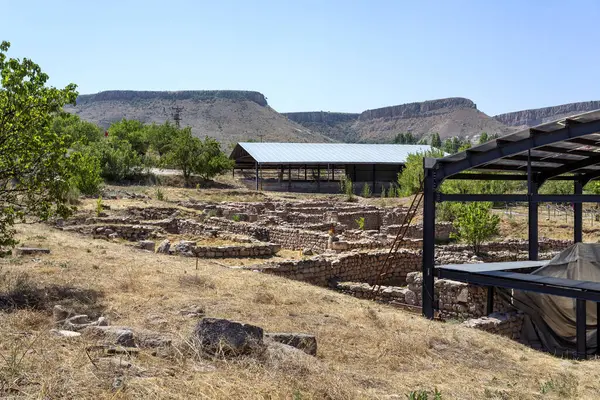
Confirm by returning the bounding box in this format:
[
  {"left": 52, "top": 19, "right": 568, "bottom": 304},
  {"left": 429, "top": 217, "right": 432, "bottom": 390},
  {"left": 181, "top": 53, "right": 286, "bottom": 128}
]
[
  {"left": 230, "top": 142, "right": 435, "bottom": 192},
  {"left": 422, "top": 110, "right": 600, "bottom": 358}
]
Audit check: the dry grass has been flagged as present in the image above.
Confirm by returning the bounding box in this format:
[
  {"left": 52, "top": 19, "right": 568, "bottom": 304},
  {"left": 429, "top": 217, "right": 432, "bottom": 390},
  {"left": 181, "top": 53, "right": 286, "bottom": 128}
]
[
  {"left": 1, "top": 222, "right": 599, "bottom": 399},
  {"left": 3, "top": 190, "right": 600, "bottom": 399}
]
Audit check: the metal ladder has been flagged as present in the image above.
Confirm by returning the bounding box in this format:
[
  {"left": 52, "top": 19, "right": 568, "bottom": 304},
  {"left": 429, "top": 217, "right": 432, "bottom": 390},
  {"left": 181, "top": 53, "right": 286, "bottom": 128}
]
[{"left": 369, "top": 187, "right": 424, "bottom": 299}]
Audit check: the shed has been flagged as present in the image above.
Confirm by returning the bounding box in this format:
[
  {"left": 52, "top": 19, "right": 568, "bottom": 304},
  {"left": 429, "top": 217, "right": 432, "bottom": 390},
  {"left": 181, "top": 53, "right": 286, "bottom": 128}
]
[{"left": 230, "top": 142, "right": 436, "bottom": 192}]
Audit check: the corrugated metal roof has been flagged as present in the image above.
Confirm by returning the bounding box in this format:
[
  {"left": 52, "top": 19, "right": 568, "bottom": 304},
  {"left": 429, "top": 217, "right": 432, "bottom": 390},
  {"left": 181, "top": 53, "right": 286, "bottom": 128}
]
[{"left": 233, "top": 142, "right": 437, "bottom": 164}]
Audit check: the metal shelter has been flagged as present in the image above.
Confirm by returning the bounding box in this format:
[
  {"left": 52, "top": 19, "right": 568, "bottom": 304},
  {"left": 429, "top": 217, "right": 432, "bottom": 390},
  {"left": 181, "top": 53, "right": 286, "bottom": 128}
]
[
  {"left": 422, "top": 109, "right": 600, "bottom": 358},
  {"left": 230, "top": 142, "right": 436, "bottom": 191}
]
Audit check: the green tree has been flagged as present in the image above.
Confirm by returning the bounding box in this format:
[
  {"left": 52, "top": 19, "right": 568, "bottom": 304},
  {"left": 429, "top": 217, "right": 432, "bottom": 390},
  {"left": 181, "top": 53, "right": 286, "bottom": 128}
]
[
  {"left": 361, "top": 182, "right": 372, "bottom": 198},
  {"left": 394, "top": 132, "right": 417, "bottom": 144},
  {"left": 144, "top": 121, "right": 178, "bottom": 156},
  {"left": 163, "top": 129, "right": 233, "bottom": 185},
  {"left": 397, "top": 149, "right": 445, "bottom": 196},
  {"left": 0, "top": 41, "right": 78, "bottom": 246},
  {"left": 430, "top": 132, "right": 442, "bottom": 148},
  {"left": 87, "top": 138, "right": 144, "bottom": 181},
  {"left": 51, "top": 114, "right": 103, "bottom": 145},
  {"left": 68, "top": 149, "right": 103, "bottom": 195},
  {"left": 478, "top": 132, "right": 489, "bottom": 144},
  {"left": 108, "top": 119, "right": 148, "bottom": 156},
  {"left": 452, "top": 202, "right": 500, "bottom": 253}
]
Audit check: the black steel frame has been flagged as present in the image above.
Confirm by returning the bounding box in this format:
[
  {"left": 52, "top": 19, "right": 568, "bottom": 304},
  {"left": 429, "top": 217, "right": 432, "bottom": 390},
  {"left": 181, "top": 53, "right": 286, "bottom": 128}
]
[{"left": 422, "top": 112, "right": 600, "bottom": 359}]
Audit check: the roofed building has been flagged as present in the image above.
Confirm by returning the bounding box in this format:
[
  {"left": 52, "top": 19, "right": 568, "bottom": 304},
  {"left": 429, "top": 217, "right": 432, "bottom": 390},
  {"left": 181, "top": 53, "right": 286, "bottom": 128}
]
[{"left": 229, "top": 142, "right": 436, "bottom": 193}]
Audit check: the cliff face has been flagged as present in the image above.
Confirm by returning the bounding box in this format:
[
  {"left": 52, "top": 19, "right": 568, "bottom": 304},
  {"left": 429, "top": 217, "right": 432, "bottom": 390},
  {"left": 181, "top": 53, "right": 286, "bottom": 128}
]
[
  {"left": 359, "top": 98, "right": 477, "bottom": 121},
  {"left": 66, "top": 90, "right": 332, "bottom": 146},
  {"left": 286, "top": 97, "right": 509, "bottom": 143},
  {"left": 283, "top": 111, "right": 359, "bottom": 124},
  {"left": 494, "top": 101, "right": 600, "bottom": 127},
  {"left": 76, "top": 90, "right": 268, "bottom": 107}
]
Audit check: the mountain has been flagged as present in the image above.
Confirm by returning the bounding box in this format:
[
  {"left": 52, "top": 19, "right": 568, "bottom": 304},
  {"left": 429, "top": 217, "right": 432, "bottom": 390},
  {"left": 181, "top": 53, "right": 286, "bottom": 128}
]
[
  {"left": 494, "top": 101, "right": 600, "bottom": 128},
  {"left": 65, "top": 90, "right": 333, "bottom": 147},
  {"left": 284, "top": 98, "right": 513, "bottom": 143}
]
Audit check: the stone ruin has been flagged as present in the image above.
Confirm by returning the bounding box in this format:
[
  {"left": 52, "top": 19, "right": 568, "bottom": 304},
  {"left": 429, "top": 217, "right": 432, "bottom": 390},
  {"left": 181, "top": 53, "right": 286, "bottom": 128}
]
[{"left": 57, "top": 198, "right": 573, "bottom": 342}]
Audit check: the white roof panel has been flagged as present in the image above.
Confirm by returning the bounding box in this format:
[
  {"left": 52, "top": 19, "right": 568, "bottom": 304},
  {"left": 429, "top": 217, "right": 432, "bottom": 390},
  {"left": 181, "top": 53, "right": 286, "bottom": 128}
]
[{"left": 234, "top": 142, "right": 437, "bottom": 164}]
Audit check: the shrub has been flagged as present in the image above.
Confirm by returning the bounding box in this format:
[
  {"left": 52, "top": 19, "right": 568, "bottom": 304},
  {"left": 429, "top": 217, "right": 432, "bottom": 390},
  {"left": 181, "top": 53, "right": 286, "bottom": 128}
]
[
  {"left": 95, "top": 196, "right": 103, "bottom": 217},
  {"left": 68, "top": 149, "right": 103, "bottom": 196},
  {"left": 361, "top": 183, "right": 372, "bottom": 198},
  {"left": 355, "top": 216, "right": 365, "bottom": 230},
  {"left": 155, "top": 187, "right": 165, "bottom": 201},
  {"left": 87, "top": 138, "right": 144, "bottom": 182},
  {"left": 232, "top": 214, "right": 241, "bottom": 222},
  {"left": 397, "top": 149, "right": 444, "bottom": 196},
  {"left": 339, "top": 175, "right": 354, "bottom": 201},
  {"left": 407, "top": 389, "right": 442, "bottom": 400},
  {"left": 451, "top": 202, "right": 500, "bottom": 254}
]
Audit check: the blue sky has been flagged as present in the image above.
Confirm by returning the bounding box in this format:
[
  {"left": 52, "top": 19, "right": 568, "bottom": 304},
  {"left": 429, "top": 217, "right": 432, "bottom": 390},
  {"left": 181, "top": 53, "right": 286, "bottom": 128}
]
[{"left": 2, "top": 0, "right": 600, "bottom": 115}]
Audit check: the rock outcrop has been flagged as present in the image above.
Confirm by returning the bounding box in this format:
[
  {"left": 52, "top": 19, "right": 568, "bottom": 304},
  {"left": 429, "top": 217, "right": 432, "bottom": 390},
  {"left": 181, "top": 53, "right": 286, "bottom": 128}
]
[
  {"left": 494, "top": 101, "right": 600, "bottom": 127},
  {"left": 76, "top": 90, "right": 268, "bottom": 107}
]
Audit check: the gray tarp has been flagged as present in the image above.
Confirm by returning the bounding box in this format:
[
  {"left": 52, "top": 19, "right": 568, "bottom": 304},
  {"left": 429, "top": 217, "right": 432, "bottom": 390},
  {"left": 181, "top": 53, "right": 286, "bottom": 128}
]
[{"left": 511, "top": 243, "right": 600, "bottom": 357}]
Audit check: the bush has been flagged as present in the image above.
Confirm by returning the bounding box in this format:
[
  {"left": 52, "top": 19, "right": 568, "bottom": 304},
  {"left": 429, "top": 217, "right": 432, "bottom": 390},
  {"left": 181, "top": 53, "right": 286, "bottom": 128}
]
[
  {"left": 397, "top": 149, "right": 445, "bottom": 196},
  {"left": 452, "top": 202, "right": 500, "bottom": 254},
  {"left": 339, "top": 175, "right": 354, "bottom": 201},
  {"left": 68, "top": 150, "right": 103, "bottom": 196},
  {"left": 361, "top": 183, "right": 372, "bottom": 198},
  {"left": 355, "top": 217, "right": 365, "bottom": 230},
  {"left": 407, "top": 389, "right": 442, "bottom": 400},
  {"left": 87, "top": 138, "right": 144, "bottom": 182},
  {"left": 95, "top": 196, "right": 103, "bottom": 217}
]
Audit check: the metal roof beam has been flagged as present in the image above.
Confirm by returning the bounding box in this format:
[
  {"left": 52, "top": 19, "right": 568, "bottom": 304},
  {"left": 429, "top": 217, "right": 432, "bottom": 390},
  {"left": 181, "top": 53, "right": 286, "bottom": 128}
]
[
  {"left": 538, "top": 156, "right": 600, "bottom": 183},
  {"left": 439, "top": 193, "right": 600, "bottom": 203},
  {"left": 435, "top": 119, "right": 600, "bottom": 180},
  {"left": 537, "top": 145, "right": 600, "bottom": 158},
  {"left": 505, "top": 154, "right": 582, "bottom": 164},
  {"left": 446, "top": 173, "right": 577, "bottom": 181}
]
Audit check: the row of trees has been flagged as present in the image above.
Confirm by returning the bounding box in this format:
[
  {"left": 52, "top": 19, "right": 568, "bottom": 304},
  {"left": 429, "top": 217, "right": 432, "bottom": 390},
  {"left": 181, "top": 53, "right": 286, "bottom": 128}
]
[
  {"left": 394, "top": 131, "right": 500, "bottom": 153},
  {"left": 54, "top": 115, "right": 233, "bottom": 195},
  {"left": 0, "top": 41, "right": 233, "bottom": 246}
]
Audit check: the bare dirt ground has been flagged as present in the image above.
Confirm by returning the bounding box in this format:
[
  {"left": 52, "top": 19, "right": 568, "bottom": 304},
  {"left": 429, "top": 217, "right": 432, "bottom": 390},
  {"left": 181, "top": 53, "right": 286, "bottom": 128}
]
[{"left": 1, "top": 187, "right": 599, "bottom": 399}]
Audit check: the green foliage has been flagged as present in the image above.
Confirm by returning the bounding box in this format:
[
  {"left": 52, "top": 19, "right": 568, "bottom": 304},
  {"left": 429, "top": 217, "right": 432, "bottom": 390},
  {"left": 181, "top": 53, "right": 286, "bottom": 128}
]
[
  {"left": 232, "top": 214, "right": 241, "bottom": 222},
  {"left": 478, "top": 132, "right": 489, "bottom": 144},
  {"left": 407, "top": 389, "right": 442, "bottom": 400},
  {"left": 68, "top": 149, "right": 103, "bottom": 196},
  {"left": 95, "top": 196, "right": 103, "bottom": 217},
  {"left": 87, "top": 138, "right": 144, "bottom": 181},
  {"left": 430, "top": 132, "right": 442, "bottom": 148},
  {"left": 442, "top": 136, "right": 470, "bottom": 154},
  {"left": 394, "top": 132, "right": 418, "bottom": 144},
  {"left": 397, "top": 149, "right": 445, "bottom": 196},
  {"left": 108, "top": 119, "right": 148, "bottom": 156},
  {"left": 355, "top": 216, "right": 366, "bottom": 230},
  {"left": 0, "top": 41, "right": 78, "bottom": 246},
  {"left": 155, "top": 187, "right": 165, "bottom": 201},
  {"left": 380, "top": 184, "right": 386, "bottom": 198},
  {"left": 339, "top": 175, "right": 355, "bottom": 201},
  {"left": 539, "top": 180, "right": 573, "bottom": 195},
  {"left": 162, "top": 129, "right": 233, "bottom": 186},
  {"left": 51, "top": 113, "right": 103, "bottom": 145},
  {"left": 361, "top": 182, "right": 372, "bottom": 198},
  {"left": 451, "top": 202, "right": 500, "bottom": 254}
]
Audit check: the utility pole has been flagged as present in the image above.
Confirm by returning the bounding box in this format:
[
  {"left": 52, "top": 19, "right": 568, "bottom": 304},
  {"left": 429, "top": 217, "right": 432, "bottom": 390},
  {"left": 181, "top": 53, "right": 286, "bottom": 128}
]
[
  {"left": 257, "top": 134, "right": 265, "bottom": 142},
  {"left": 171, "top": 105, "right": 184, "bottom": 128}
]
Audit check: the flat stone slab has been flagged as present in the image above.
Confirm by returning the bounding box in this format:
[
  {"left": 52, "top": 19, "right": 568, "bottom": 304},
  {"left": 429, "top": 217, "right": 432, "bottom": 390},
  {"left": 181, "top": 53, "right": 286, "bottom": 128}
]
[
  {"left": 14, "top": 247, "right": 50, "bottom": 256},
  {"left": 265, "top": 332, "right": 317, "bottom": 355}
]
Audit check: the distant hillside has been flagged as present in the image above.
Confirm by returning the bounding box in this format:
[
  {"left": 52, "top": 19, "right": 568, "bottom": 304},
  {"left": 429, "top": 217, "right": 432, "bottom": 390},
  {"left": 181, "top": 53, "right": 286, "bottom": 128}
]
[
  {"left": 494, "top": 101, "right": 600, "bottom": 127},
  {"left": 285, "top": 98, "right": 513, "bottom": 143},
  {"left": 66, "top": 90, "right": 332, "bottom": 147}
]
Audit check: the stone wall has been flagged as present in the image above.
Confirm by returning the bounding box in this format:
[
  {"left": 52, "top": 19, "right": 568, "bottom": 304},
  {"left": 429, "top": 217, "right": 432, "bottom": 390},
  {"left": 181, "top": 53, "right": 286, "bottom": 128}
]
[
  {"left": 249, "top": 249, "right": 421, "bottom": 287},
  {"left": 172, "top": 240, "right": 280, "bottom": 258},
  {"left": 386, "top": 222, "right": 456, "bottom": 241},
  {"left": 405, "top": 272, "right": 514, "bottom": 319},
  {"left": 207, "top": 217, "right": 330, "bottom": 250},
  {"left": 462, "top": 312, "right": 524, "bottom": 340},
  {"left": 67, "top": 224, "right": 163, "bottom": 241}
]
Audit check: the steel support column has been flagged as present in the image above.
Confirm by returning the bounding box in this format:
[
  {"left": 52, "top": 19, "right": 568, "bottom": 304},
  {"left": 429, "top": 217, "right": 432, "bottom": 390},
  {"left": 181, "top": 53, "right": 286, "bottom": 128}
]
[
  {"left": 576, "top": 299, "right": 587, "bottom": 359},
  {"left": 597, "top": 302, "right": 600, "bottom": 355},
  {"left": 575, "top": 179, "right": 583, "bottom": 243},
  {"left": 486, "top": 286, "right": 494, "bottom": 315},
  {"left": 422, "top": 159, "right": 436, "bottom": 319},
  {"left": 528, "top": 151, "right": 539, "bottom": 261},
  {"left": 372, "top": 164, "right": 376, "bottom": 190},
  {"left": 288, "top": 164, "right": 292, "bottom": 190},
  {"left": 255, "top": 163, "right": 259, "bottom": 191},
  {"left": 317, "top": 164, "right": 321, "bottom": 192}
]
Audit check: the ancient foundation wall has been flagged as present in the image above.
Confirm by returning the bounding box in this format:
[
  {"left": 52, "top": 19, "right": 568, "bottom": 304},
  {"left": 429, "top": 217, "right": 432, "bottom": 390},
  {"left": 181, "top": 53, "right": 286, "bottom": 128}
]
[
  {"left": 462, "top": 312, "right": 524, "bottom": 340},
  {"left": 250, "top": 249, "right": 421, "bottom": 287}
]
